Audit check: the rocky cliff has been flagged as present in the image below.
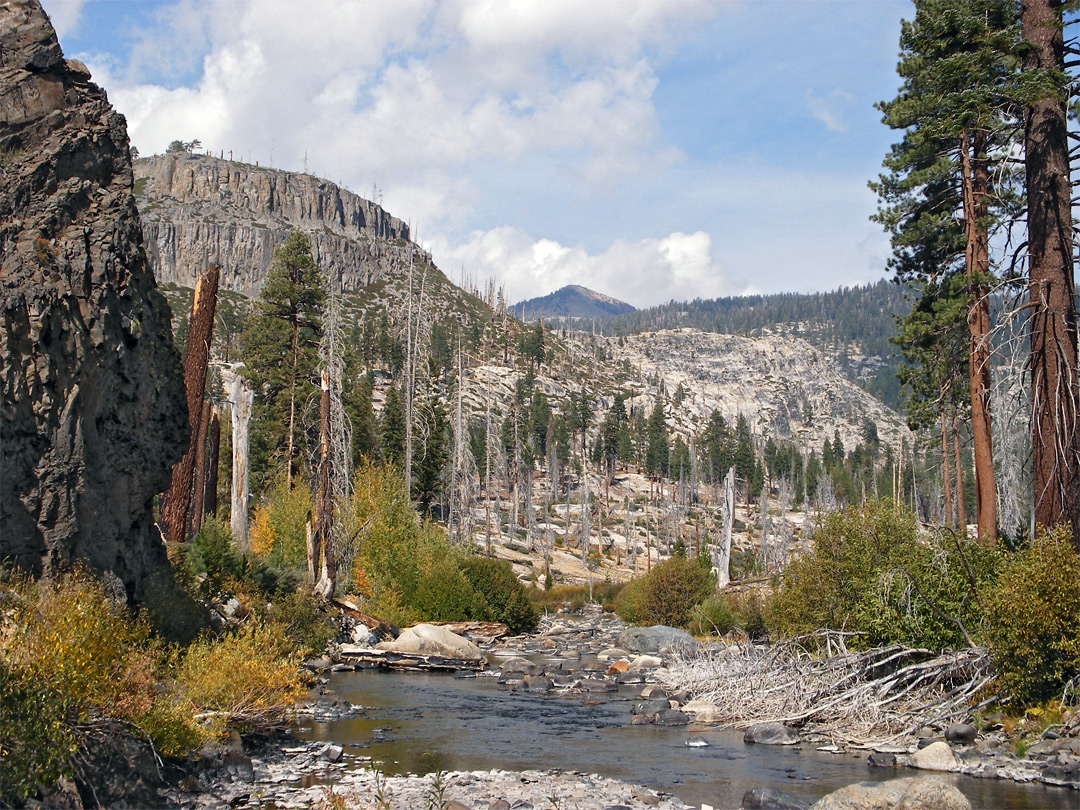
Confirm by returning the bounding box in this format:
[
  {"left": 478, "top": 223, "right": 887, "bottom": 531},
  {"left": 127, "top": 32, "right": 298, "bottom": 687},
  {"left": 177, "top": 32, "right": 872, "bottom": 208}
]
[
  {"left": 135, "top": 153, "right": 429, "bottom": 296},
  {"left": 0, "top": 0, "right": 187, "bottom": 597}
]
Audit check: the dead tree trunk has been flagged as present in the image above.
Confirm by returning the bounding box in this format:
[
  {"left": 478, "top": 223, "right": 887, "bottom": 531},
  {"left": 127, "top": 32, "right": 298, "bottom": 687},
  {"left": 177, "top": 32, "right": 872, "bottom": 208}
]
[
  {"left": 205, "top": 405, "right": 220, "bottom": 520},
  {"left": 160, "top": 264, "right": 219, "bottom": 545},
  {"left": 1022, "top": 0, "right": 1080, "bottom": 543},
  {"left": 715, "top": 466, "right": 734, "bottom": 588},
  {"left": 313, "top": 371, "right": 335, "bottom": 599},
  {"left": 189, "top": 398, "right": 212, "bottom": 540},
  {"left": 230, "top": 372, "right": 253, "bottom": 551}
]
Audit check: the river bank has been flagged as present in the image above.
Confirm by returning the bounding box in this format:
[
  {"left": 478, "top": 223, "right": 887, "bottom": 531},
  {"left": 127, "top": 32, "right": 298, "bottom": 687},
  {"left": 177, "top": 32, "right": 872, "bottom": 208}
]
[{"left": 147, "top": 604, "right": 1079, "bottom": 810}]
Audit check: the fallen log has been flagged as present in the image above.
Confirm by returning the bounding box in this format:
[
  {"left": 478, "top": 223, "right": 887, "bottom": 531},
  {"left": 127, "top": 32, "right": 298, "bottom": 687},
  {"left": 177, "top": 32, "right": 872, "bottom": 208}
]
[{"left": 336, "top": 645, "right": 488, "bottom": 672}]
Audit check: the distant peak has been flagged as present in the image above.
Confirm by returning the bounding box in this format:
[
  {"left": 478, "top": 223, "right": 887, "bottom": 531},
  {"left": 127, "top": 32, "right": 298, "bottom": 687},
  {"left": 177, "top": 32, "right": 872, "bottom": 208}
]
[{"left": 512, "top": 285, "right": 635, "bottom": 321}]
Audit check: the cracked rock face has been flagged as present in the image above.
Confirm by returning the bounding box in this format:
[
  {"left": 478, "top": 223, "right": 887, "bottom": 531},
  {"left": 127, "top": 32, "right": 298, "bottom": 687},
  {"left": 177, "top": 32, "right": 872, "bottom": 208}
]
[
  {"left": 0, "top": 0, "right": 187, "bottom": 597},
  {"left": 135, "top": 153, "right": 426, "bottom": 297}
]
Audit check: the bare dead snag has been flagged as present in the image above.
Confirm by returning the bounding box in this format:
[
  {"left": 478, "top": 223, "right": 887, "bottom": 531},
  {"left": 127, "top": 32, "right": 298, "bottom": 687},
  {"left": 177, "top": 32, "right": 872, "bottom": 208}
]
[{"left": 160, "top": 264, "right": 220, "bottom": 545}]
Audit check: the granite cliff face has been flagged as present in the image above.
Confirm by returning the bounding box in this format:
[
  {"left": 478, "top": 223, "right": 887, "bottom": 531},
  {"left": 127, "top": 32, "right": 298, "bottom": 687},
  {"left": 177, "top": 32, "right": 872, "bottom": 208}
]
[
  {"left": 136, "top": 153, "right": 429, "bottom": 296},
  {"left": 608, "top": 329, "right": 909, "bottom": 451},
  {"left": 0, "top": 0, "right": 187, "bottom": 596}
]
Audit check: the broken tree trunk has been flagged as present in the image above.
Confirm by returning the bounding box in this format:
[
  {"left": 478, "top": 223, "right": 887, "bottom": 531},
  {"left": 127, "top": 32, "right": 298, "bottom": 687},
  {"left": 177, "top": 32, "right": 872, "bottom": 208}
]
[
  {"left": 205, "top": 405, "right": 220, "bottom": 520},
  {"left": 189, "top": 398, "right": 212, "bottom": 540},
  {"left": 160, "top": 264, "right": 219, "bottom": 545},
  {"left": 715, "top": 467, "right": 734, "bottom": 588}
]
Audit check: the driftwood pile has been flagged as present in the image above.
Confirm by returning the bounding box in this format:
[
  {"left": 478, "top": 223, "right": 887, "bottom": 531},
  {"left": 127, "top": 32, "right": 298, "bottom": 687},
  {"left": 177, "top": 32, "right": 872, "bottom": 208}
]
[{"left": 663, "top": 632, "right": 996, "bottom": 745}]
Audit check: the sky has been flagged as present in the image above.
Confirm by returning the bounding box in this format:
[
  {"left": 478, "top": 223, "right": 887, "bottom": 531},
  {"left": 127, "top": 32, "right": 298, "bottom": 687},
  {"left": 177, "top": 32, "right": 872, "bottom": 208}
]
[{"left": 45, "top": 0, "right": 912, "bottom": 308}]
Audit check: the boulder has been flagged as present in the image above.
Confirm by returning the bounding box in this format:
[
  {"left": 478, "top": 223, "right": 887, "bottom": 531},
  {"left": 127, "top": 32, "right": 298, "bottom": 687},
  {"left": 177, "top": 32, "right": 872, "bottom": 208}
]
[
  {"left": 867, "top": 751, "right": 897, "bottom": 768},
  {"left": 944, "top": 723, "right": 977, "bottom": 745},
  {"left": 630, "top": 654, "right": 664, "bottom": 670},
  {"left": 741, "top": 786, "right": 810, "bottom": 810},
  {"left": 653, "top": 709, "right": 690, "bottom": 726},
  {"left": 682, "top": 699, "right": 726, "bottom": 724},
  {"left": 617, "top": 625, "right": 701, "bottom": 655},
  {"left": 908, "top": 740, "right": 959, "bottom": 772},
  {"left": 376, "top": 624, "right": 483, "bottom": 661},
  {"left": 500, "top": 658, "right": 543, "bottom": 676},
  {"left": 744, "top": 722, "right": 801, "bottom": 746},
  {"left": 809, "top": 776, "right": 969, "bottom": 810}
]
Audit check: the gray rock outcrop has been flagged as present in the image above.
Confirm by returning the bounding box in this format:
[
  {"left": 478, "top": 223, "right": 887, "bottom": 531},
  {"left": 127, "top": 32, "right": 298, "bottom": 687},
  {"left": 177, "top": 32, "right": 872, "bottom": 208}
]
[
  {"left": 0, "top": 0, "right": 187, "bottom": 597},
  {"left": 743, "top": 722, "right": 802, "bottom": 746},
  {"left": 135, "top": 153, "right": 429, "bottom": 296}
]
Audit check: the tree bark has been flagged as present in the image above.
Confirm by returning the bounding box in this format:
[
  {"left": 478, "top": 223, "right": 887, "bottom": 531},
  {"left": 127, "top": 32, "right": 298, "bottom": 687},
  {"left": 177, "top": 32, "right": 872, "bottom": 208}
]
[
  {"left": 959, "top": 130, "right": 997, "bottom": 544},
  {"left": 160, "top": 265, "right": 219, "bottom": 545},
  {"left": 1022, "top": 0, "right": 1080, "bottom": 543},
  {"left": 941, "top": 408, "right": 954, "bottom": 527},
  {"left": 952, "top": 412, "right": 967, "bottom": 533},
  {"left": 205, "top": 405, "right": 220, "bottom": 520}
]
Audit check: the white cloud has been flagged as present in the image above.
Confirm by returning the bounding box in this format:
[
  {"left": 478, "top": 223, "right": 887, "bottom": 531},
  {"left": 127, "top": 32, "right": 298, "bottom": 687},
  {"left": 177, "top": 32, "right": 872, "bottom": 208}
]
[
  {"left": 435, "top": 227, "right": 737, "bottom": 307},
  {"left": 44, "top": 0, "right": 89, "bottom": 38},
  {"left": 805, "top": 88, "right": 856, "bottom": 133}
]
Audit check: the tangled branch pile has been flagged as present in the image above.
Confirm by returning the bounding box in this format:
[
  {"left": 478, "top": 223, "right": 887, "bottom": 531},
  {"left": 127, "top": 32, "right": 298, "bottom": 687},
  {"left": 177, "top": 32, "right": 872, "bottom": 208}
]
[{"left": 663, "top": 633, "right": 996, "bottom": 745}]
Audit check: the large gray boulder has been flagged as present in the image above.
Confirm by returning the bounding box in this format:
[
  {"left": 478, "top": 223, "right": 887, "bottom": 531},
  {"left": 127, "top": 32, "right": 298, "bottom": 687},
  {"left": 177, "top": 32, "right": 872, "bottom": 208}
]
[
  {"left": 741, "top": 786, "right": 810, "bottom": 810},
  {"left": 376, "top": 623, "right": 484, "bottom": 661},
  {"left": 908, "top": 740, "right": 960, "bottom": 772},
  {"left": 808, "top": 776, "right": 970, "bottom": 810},
  {"left": 616, "top": 625, "right": 701, "bottom": 655}
]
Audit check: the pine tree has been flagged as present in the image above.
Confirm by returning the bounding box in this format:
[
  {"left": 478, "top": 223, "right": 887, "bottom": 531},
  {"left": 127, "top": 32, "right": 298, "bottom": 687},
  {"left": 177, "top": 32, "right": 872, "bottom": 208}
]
[
  {"left": 645, "top": 400, "right": 669, "bottom": 478},
  {"left": 873, "top": 0, "right": 1020, "bottom": 542},
  {"left": 240, "top": 231, "right": 325, "bottom": 490},
  {"left": 379, "top": 384, "right": 406, "bottom": 465},
  {"left": 1021, "top": 0, "right": 1080, "bottom": 541}
]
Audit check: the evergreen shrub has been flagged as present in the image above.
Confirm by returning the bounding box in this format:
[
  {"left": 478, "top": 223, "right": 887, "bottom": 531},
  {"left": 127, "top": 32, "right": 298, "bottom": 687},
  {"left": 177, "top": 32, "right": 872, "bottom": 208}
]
[
  {"left": 766, "top": 499, "right": 999, "bottom": 649},
  {"left": 985, "top": 527, "right": 1080, "bottom": 705},
  {"left": 615, "top": 554, "right": 715, "bottom": 628}
]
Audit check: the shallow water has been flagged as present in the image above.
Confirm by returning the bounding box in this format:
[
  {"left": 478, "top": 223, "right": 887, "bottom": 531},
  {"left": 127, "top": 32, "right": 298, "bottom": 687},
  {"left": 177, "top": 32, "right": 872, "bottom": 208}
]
[{"left": 295, "top": 669, "right": 1075, "bottom": 809}]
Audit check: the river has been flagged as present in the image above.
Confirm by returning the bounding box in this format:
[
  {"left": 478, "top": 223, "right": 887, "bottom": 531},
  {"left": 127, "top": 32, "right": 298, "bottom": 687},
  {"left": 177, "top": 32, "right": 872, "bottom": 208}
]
[{"left": 294, "top": 668, "right": 1075, "bottom": 809}]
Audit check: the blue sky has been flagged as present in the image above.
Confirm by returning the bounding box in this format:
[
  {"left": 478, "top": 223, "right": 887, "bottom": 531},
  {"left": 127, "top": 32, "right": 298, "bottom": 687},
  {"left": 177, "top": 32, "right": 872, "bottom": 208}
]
[{"left": 46, "top": 0, "right": 911, "bottom": 307}]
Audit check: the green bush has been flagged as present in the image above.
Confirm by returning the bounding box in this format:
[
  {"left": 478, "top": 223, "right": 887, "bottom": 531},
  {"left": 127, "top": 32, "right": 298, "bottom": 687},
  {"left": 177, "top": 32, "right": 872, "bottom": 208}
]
[
  {"left": 985, "top": 528, "right": 1080, "bottom": 705},
  {"left": 766, "top": 500, "right": 999, "bottom": 649},
  {"left": 615, "top": 555, "right": 715, "bottom": 628},
  {"left": 461, "top": 557, "right": 539, "bottom": 634},
  {"left": 687, "top": 590, "right": 769, "bottom": 638},
  {"left": 0, "top": 663, "right": 74, "bottom": 806}
]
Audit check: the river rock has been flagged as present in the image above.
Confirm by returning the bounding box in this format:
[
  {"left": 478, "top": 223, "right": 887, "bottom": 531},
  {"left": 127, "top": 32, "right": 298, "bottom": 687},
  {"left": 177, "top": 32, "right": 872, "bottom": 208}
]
[
  {"left": 741, "top": 786, "right": 810, "bottom": 810},
  {"left": 653, "top": 709, "right": 690, "bottom": 726},
  {"left": 867, "top": 751, "right": 897, "bottom": 768},
  {"left": 376, "top": 624, "right": 483, "bottom": 660},
  {"left": 682, "top": 700, "right": 725, "bottom": 724},
  {"left": 630, "top": 654, "right": 664, "bottom": 670},
  {"left": 523, "top": 675, "right": 552, "bottom": 692},
  {"left": 809, "top": 776, "right": 969, "bottom": 810},
  {"left": 617, "top": 626, "right": 701, "bottom": 656},
  {"left": 944, "top": 723, "right": 977, "bottom": 744},
  {"left": 744, "top": 722, "right": 801, "bottom": 746},
  {"left": 501, "top": 658, "right": 543, "bottom": 676},
  {"left": 908, "top": 741, "right": 959, "bottom": 772}
]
